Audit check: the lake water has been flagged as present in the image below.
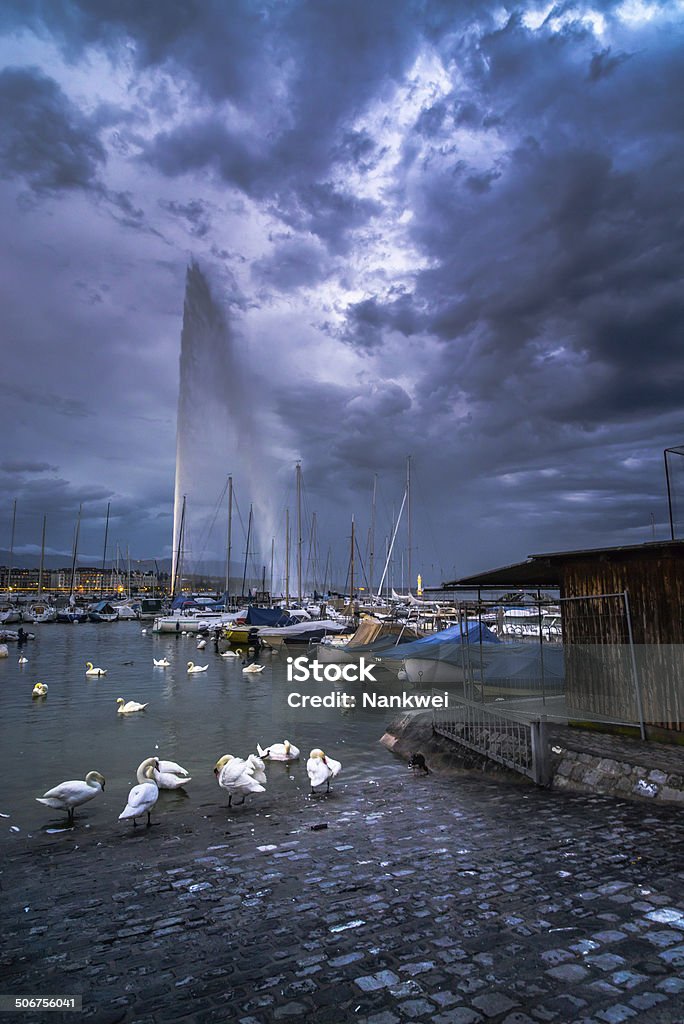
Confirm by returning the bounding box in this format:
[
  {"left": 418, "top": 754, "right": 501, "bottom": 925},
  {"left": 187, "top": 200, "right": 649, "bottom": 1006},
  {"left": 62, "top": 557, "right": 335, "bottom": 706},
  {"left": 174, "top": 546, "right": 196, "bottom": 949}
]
[{"left": 0, "top": 622, "right": 409, "bottom": 837}]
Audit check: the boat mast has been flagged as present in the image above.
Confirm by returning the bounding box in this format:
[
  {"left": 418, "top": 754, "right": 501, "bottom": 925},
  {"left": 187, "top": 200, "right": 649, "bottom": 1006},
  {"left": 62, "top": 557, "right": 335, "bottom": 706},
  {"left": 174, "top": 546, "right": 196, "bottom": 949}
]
[
  {"left": 369, "top": 474, "right": 377, "bottom": 602},
  {"left": 270, "top": 537, "right": 274, "bottom": 599},
  {"left": 171, "top": 495, "right": 186, "bottom": 599},
  {"left": 7, "top": 498, "right": 16, "bottom": 597},
  {"left": 38, "top": 514, "right": 47, "bottom": 599},
  {"left": 285, "top": 508, "right": 290, "bottom": 606},
  {"left": 406, "top": 455, "right": 412, "bottom": 595},
  {"left": 350, "top": 514, "right": 355, "bottom": 604},
  {"left": 377, "top": 489, "right": 407, "bottom": 597},
  {"left": 100, "top": 502, "right": 110, "bottom": 598},
  {"left": 296, "top": 461, "right": 303, "bottom": 604},
  {"left": 241, "top": 503, "right": 253, "bottom": 599},
  {"left": 224, "top": 475, "right": 233, "bottom": 602},
  {"left": 68, "top": 503, "right": 82, "bottom": 601},
  {"left": 126, "top": 545, "right": 131, "bottom": 600}
]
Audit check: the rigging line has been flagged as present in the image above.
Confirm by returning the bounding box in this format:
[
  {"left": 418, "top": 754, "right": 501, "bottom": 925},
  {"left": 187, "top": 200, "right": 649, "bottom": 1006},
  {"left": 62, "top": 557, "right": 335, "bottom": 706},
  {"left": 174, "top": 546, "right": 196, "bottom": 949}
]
[
  {"left": 354, "top": 534, "right": 370, "bottom": 590},
  {"left": 193, "top": 481, "right": 229, "bottom": 565}
]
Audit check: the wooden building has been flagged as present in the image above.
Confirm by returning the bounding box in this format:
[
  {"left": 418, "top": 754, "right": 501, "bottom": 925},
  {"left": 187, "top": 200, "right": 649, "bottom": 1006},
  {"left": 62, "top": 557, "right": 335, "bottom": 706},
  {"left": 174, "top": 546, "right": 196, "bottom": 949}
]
[{"left": 446, "top": 541, "right": 684, "bottom": 740}]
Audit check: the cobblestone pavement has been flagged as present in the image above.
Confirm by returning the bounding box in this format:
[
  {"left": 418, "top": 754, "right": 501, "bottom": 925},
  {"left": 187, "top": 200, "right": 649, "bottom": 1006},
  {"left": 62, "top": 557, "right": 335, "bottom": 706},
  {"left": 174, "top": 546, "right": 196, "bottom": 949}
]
[{"left": 2, "top": 770, "right": 683, "bottom": 1024}]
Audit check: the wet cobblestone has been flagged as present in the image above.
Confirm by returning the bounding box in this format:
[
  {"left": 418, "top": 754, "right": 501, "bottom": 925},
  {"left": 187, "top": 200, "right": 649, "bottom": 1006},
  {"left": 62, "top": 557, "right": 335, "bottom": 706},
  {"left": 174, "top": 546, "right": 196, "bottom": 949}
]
[{"left": 1, "top": 772, "right": 683, "bottom": 1022}]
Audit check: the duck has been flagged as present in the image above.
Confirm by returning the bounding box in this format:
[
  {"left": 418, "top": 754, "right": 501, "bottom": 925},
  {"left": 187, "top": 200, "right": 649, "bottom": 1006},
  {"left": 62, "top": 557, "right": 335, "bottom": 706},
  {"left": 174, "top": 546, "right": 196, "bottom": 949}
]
[
  {"left": 138, "top": 756, "right": 191, "bottom": 790},
  {"left": 220, "top": 649, "right": 241, "bottom": 659},
  {"left": 256, "top": 740, "right": 300, "bottom": 761},
  {"left": 36, "top": 770, "right": 105, "bottom": 824},
  {"left": 213, "top": 754, "right": 266, "bottom": 808},
  {"left": 187, "top": 661, "right": 208, "bottom": 674},
  {"left": 242, "top": 663, "right": 264, "bottom": 674},
  {"left": 85, "top": 661, "right": 107, "bottom": 676},
  {"left": 118, "top": 763, "right": 159, "bottom": 827},
  {"left": 18, "top": 656, "right": 28, "bottom": 665},
  {"left": 116, "top": 697, "right": 148, "bottom": 714},
  {"left": 196, "top": 638, "right": 207, "bottom": 650},
  {"left": 153, "top": 657, "right": 171, "bottom": 667},
  {"left": 306, "top": 748, "right": 342, "bottom": 794},
  {"left": 32, "top": 682, "right": 48, "bottom": 697}
]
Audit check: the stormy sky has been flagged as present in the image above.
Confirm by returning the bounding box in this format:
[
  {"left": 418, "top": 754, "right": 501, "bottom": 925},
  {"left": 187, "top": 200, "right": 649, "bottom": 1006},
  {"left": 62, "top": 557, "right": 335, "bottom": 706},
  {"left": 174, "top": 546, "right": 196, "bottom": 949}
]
[{"left": 1, "top": 0, "right": 683, "bottom": 588}]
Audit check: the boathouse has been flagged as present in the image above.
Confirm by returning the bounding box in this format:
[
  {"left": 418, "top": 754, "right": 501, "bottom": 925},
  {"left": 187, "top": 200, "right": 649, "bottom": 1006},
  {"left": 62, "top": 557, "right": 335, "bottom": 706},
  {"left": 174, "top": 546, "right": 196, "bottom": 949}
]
[{"left": 445, "top": 540, "right": 684, "bottom": 740}]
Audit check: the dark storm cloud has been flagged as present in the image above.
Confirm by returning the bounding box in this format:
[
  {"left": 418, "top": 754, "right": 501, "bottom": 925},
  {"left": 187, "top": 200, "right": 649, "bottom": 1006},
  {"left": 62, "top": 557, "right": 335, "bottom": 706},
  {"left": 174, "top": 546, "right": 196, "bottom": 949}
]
[
  {"left": 342, "top": 294, "right": 423, "bottom": 351},
  {"left": 0, "top": 461, "right": 57, "bottom": 473},
  {"left": 158, "top": 198, "right": 211, "bottom": 238},
  {"left": 0, "top": 66, "right": 105, "bottom": 192},
  {"left": 251, "top": 235, "right": 332, "bottom": 291}
]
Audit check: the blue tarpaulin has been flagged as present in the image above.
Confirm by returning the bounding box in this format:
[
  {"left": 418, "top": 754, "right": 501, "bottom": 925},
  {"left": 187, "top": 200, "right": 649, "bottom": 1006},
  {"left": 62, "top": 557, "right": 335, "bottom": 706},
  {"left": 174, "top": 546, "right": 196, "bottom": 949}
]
[{"left": 376, "top": 621, "right": 500, "bottom": 661}]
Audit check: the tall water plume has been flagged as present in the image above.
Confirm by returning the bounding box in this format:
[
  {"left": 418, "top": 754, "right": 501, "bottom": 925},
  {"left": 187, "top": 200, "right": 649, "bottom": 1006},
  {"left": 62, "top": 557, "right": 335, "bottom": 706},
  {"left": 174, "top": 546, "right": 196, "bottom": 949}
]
[{"left": 172, "top": 262, "right": 280, "bottom": 592}]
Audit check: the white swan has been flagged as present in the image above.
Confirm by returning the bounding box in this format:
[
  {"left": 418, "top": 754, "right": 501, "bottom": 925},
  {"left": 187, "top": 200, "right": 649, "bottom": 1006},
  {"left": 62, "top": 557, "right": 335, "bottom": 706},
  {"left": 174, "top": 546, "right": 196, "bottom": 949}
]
[
  {"left": 246, "top": 753, "right": 267, "bottom": 785},
  {"left": 307, "top": 748, "right": 342, "bottom": 794},
  {"left": 138, "top": 756, "right": 191, "bottom": 790},
  {"left": 85, "top": 661, "right": 107, "bottom": 676},
  {"left": 153, "top": 658, "right": 171, "bottom": 667},
  {"left": 187, "top": 661, "right": 208, "bottom": 674},
  {"left": 213, "top": 754, "right": 266, "bottom": 808},
  {"left": 220, "top": 649, "right": 240, "bottom": 658},
  {"left": 32, "top": 682, "right": 48, "bottom": 697},
  {"left": 256, "top": 740, "right": 300, "bottom": 761},
  {"left": 242, "top": 663, "right": 264, "bottom": 674},
  {"left": 118, "top": 763, "right": 158, "bottom": 827},
  {"left": 116, "top": 697, "right": 148, "bottom": 714},
  {"left": 196, "top": 638, "right": 207, "bottom": 649},
  {"left": 18, "top": 656, "right": 28, "bottom": 665},
  {"left": 36, "top": 770, "right": 105, "bottom": 824}
]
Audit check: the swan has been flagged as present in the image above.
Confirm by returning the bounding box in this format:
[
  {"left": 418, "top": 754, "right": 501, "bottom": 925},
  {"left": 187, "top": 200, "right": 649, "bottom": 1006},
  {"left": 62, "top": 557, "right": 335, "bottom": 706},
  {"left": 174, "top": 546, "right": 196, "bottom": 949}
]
[
  {"left": 85, "top": 661, "right": 107, "bottom": 676},
  {"left": 196, "top": 638, "right": 207, "bottom": 649},
  {"left": 213, "top": 754, "right": 266, "bottom": 808},
  {"left": 187, "top": 661, "right": 208, "bottom": 674},
  {"left": 36, "top": 770, "right": 105, "bottom": 824},
  {"left": 116, "top": 697, "right": 148, "bottom": 714},
  {"left": 153, "top": 658, "right": 170, "bottom": 667},
  {"left": 220, "top": 649, "right": 241, "bottom": 658},
  {"left": 307, "top": 748, "right": 342, "bottom": 794},
  {"left": 118, "top": 763, "right": 158, "bottom": 827},
  {"left": 257, "top": 740, "right": 300, "bottom": 761},
  {"left": 246, "top": 753, "right": 267, "bottom": 785},
  {"left": 141, "top": 628, "right": 148, "bottom": 635},
  {"left": 138, "top": 756, "right": 191, "bottom": 790},
  {"left": 18, "top": 656, "right": 28, "bottom": 665},
  {"left": 32, "top": 682, "right": 48, "bottom": 697},
  {"left": 242, "top": 663, "right": 264, "bottom": 674}
]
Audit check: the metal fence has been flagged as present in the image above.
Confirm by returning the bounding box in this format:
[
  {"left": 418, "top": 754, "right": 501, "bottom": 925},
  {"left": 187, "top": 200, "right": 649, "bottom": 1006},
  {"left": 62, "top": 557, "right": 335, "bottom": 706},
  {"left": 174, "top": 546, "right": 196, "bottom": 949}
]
[{"left": 433, "top": 695, "right": 551, "bottom": 786}]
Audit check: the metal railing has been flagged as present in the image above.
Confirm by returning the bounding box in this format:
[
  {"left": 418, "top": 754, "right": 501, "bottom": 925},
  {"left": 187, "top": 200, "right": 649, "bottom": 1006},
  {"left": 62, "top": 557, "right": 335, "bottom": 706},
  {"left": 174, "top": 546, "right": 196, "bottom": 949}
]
[{"left": 433, "top": 695, "right": 551, "bottom": 786}]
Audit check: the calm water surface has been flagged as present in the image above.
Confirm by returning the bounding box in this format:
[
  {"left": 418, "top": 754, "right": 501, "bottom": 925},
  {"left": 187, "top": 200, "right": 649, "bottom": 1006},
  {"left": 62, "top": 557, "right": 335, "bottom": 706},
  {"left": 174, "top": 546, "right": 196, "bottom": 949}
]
[{"left": 0, "top": 622, "right": 407, "bottom": 836}]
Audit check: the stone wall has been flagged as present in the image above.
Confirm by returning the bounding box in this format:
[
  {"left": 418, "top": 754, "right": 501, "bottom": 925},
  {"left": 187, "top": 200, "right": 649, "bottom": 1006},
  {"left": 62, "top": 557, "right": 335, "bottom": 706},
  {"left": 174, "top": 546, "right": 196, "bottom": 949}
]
[{"left": 551, "top": 748, "right": 684, "bottom": 804}]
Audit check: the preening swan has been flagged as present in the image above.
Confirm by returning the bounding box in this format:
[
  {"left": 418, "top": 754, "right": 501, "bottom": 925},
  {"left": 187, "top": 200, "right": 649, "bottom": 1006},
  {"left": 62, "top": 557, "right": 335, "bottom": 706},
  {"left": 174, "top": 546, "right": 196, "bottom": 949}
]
[
  {"left": 213, "top": 754, "right": 266, "bottom": 808},
  {"left": 242, "top": 663, "right": 264, "bottom": 674},
  {"left": 85, "top": 661, "right": 107, "bottom": 676},
  {"left": 138, "top": 756, "right": 191, "bottom": 790},
  {"left": 246, "top": 753, "right": 267, "bottom": 785},
  {"left": 116, "top": 697, "right": 148, "bottom": 713},
  {"left": 187, "top": 661, "right": 208, "bottom": 673},
  {"left": 36, "top": 770, "right": 105, "bottom": 824},
  {"left": 256, "top": 740, "right": 300, "bottom": 761},
  {"left": 196, "top": 638, "right": 207, "bottom": 650},
  {"left": 153, "top": 658, "right": 170, "bottom": 667},
  {"left": 118, "top": 763, "right": 158, "bottom": 827},
  {"left": 307, "top": 748, "right": 342, "bottom": 794},
  {"left": 32, "top": 682, "right": 48, "bottom": 697}
]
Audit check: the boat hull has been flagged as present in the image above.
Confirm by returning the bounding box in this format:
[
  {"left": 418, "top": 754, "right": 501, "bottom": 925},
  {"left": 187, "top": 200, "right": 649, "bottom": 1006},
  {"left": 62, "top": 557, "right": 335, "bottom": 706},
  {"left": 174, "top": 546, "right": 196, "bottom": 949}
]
[{"left": 401, "top": 658, "right": 466, "bottom": 685}]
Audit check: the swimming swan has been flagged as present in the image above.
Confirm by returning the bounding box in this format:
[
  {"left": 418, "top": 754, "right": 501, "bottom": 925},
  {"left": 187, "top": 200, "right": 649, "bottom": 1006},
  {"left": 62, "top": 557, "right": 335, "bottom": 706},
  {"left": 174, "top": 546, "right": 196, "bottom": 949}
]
[
  {"left": 220, "top": 649, "right": 241, "bottom": 658},
  {"left": 32, "top": 682, "right": 49, "bottom": 697},
  {"left": 242, "top": 663, "right": 264, "bottom": 674},
  {"left": 187, "top": 661, "right": 208, "bottom": 673},
  {"left": 256, "top": 740, "right": 300, "bottom": 761},
  {"left": 137, "top": 756, "right": 191, "bottom": 790},
  {"left": 118, "top": 763, "right": 158, "bottom": 826},
  {"left": 307, "top": 748, "right": 342, "bottom": 794},
  {"left": 116, "top": 697, "right": 148, "bottom": 713},
  {"left": 213, "top": 754, "right": 266, "bottom": 808},
  {"left": 85, "top": 661, "right": 107, "bottom": 676},
  {"left": 18, "top": 656, "right": 28, "bottom": 665},
  {"left": 36, "top": 770, "right": 105, "bottom": 824},
  {"left": 196, "top": 638, "right": 207, "bottom": 649},
  {"left": 153, "top": 658, "right": 171, "bottom": 667}
]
